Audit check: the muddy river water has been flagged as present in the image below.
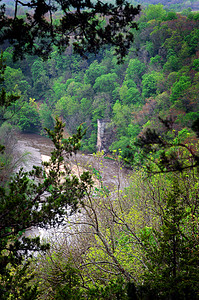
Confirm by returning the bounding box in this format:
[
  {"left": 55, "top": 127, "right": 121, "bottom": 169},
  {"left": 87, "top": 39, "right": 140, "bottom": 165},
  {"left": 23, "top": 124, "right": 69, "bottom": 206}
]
[
  {"left": 14, "top": 132, "right": 132, "bottom": 239},
  {"left": 15, "top": 132, "right": 131, "bottom": 188}
]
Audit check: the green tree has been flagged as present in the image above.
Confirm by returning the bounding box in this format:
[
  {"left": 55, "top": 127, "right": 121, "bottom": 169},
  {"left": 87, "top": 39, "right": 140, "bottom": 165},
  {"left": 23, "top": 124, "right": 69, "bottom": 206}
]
[
  {"left": 170, "top": 75, "right": 191, "bottom": 102},
  {"left": 110, "top": 123, "right": 140, "bottom": 163},
  {"left": 17, "top": 98, "right": 41, "bottom": 133},
  {"left": 4, "top": 66, "right": 31, "bottom": 96},
  {"left": 185, "top": 29, "right": 199, "bottom": 55},
  {"left": 55, "top": 95, "right": 80, "bottom": 132},
  {"left": 84, "top": 60, "right": 107, "bottom": 86},
  {"left": 193, "top": 58, "right": 199, "bottom": 71},
  {"left": 55, "top": 95, "right": 78, "bottom": 118},
  {"left": 133, "top": 117, "right": 199, "bottom": 298},
  {"left": 0, "top": 0, "right": 140, "bottom": 62},
  {"left": 119, "top": 81, "right": 141, "bottom": 105},
  {"left": 181, "top": 7, "right": 192, "bottom": 16},
  {"left": 67, "top": 81, "right": 93, "bottom": 102},
  {"left": 39, "top": 102, "right": 55, "bottom": 134},
  {"left": 52, "top": 77, "right": 68, "bottom": 102},
  {"left": 139, "top": 174, "right": 199, "bottom": 299},
  {"left": 0, "top": 118, "right": 93, "bottom": 299},
  {"left": 0, "top": 1, "right": 141, "bottom": 296},
  {"left": 126, "top": 58, "right": 146, "bottom": 87},
  {"left": 140, "top": 165, "right": 197, "bottom": 299},
  {"left": 37, "top": 253, "right": 83, "bottom": 300},
  {"left": 31, "top": 59, "right": 50, "bottom": 100},
  {"left": 93, "top": 72, "right": 119, "bottom": 94},
  {"left": 0, "top": 122, "right": 18, "bottom": 186},
  {"left": 150, "top": 55, "right": 163, "bottom": 69},
  {"left": 142, "top": 4, "right": 167, "bottom": 22},
  {"left": 141, "top": 71, "right": 160, "bottom": 99},
  {"left": 163, "top": 11, "right": 177, "bottom": 21},
  {"left": 112, "top": 100, "right": 131, "bottom": 137},
  {"left": 163, "top": 55, "right": 181, "bottom": 73},
  {"left": 0, "top": 55, "right": 20, "bottom": 126}
]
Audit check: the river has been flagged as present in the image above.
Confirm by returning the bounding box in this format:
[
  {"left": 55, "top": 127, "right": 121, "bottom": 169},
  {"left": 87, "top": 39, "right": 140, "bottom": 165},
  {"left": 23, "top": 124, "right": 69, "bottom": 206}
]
[{"left": 14, "top": 132, "right": 131, "bottom": 239}]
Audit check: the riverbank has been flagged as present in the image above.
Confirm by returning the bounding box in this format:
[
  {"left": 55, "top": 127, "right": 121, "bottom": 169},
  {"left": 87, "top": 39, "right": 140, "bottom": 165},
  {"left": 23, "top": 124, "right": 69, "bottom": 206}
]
[{"left": 15, "top": 132, "right": 131, "bottom": 190}]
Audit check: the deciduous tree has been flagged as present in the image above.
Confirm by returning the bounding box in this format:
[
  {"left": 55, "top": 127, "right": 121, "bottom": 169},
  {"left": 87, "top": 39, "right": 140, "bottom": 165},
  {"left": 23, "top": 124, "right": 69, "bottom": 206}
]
[{"left": 0, "top": 0, "right": 140, "bottom": 62}]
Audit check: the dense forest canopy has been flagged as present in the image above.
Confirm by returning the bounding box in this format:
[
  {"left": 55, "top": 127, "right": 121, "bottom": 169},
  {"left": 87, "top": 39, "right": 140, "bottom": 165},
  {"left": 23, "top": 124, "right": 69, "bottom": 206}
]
[
  {"left": 1, "top": 2, "right": 199, "bottom": 157},
  {"left": 131, "top": 0, "right": 199, "bottom": 11},
  {"left": 0, "top": 0, "right": 140, "bottom": 61},
  {"left": 0, "top": 1, "right": 199, "bottom": 299}
]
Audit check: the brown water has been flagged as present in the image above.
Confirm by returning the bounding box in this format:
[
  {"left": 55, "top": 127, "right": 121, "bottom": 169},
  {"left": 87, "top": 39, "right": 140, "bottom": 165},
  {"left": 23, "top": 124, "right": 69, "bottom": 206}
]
[
  {"left": 15, "top": 132, "right": 131, "bottom": 189},
  {"left": 15, "top": 132, "right": 131, "bottom": 239}
]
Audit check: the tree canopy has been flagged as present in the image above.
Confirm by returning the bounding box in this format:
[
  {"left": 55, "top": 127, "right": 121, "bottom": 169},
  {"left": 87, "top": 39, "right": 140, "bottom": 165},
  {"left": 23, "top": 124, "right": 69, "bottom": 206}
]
[
  {"left": 1, "top": 3, "right": 199, "bottom": 298},
  {"left": 0, "top": 0, "right": 140, "bottom": 62}
]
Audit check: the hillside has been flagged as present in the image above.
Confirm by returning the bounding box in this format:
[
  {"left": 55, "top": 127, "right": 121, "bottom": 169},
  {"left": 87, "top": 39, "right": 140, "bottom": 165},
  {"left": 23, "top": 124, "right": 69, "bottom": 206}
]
[
  {"left": 1, "top": 3, "right": 199, "bottom": 299},
  {"left": 131, "top": 0, "right": 199, "bottom": 11},
  {"left": 1, "top": 5, "right": 199, "bottom": 159}
]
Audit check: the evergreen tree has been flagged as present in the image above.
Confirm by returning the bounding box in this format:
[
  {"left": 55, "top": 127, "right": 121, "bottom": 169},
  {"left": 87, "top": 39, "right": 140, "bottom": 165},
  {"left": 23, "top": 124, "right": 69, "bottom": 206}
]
[
  {"left": 0, "top": 0, "right": 140, "bottom": 62},
  {"left": 0, "top": 118, "right": 93, "bottom": 298},
  {"left": 139, "top": 176, "right": 199, "bottom": 299}
]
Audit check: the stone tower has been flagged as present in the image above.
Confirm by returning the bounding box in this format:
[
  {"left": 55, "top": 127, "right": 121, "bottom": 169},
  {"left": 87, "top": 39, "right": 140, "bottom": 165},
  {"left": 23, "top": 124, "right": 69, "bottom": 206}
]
[{"left": 97, "top": 119, "right": 113, "bottom": 153}]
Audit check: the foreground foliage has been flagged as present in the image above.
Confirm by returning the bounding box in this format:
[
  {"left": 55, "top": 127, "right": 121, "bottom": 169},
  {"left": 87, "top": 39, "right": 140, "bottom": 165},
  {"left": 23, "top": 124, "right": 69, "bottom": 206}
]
[
  {"left": 1, "top": 3, "right": 199, "bottom": 299},
  {"left": 0, "top": 118, "right": 93, "bottom": 298},
  {"left": 0, "top": 0, "right": 140, "bottom": 62},
  {"left": 34, "top": 148, "right": 199, "bottom": 299}
]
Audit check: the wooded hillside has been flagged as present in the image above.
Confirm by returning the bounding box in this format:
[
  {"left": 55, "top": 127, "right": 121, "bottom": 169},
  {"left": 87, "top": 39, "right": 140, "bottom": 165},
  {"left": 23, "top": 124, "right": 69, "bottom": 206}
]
[
  {"left": 0, "top": 2, "right": 199, "bottom": 299},
  {"left": 2, "top": 4, "right": 199, "bottom": 159}
]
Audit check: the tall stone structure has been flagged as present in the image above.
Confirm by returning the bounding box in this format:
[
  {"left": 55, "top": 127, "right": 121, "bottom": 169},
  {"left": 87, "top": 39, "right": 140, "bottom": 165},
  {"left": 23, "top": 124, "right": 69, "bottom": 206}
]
[{"left": 97, "top": 119, "right": 113, "bottom": 153}]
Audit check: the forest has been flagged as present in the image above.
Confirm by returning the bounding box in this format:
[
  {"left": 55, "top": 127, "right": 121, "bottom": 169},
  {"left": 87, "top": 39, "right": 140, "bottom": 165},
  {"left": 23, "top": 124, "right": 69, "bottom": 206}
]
[{"left": 0, "top": 0, "right": 199, "bottom": 299}]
